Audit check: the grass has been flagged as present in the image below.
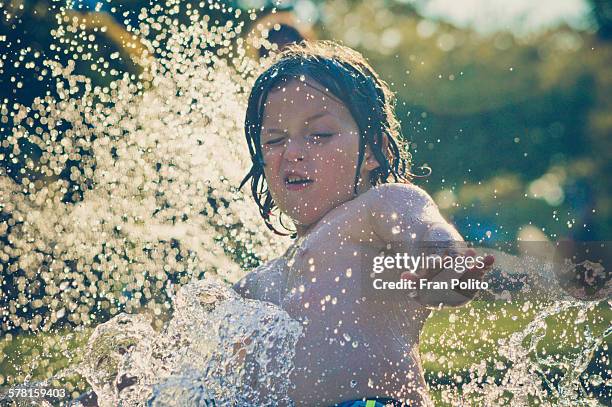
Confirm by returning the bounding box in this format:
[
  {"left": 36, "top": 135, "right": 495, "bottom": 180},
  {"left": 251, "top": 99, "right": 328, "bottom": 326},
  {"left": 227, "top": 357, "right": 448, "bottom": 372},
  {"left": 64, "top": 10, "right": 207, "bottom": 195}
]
[
  {"left": 421, "top": 300, "right": 611, "bottom": 372},
  {"left": 0, "top": 328, "right": 92, "bottom": 400},
  {"left": 420, "top": 300, "right": 611, "bottom": 405}
]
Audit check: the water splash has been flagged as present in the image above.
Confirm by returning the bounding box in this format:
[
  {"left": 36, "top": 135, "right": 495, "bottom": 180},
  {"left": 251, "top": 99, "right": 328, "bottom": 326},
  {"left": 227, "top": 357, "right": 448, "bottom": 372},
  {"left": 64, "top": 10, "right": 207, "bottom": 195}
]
[
  {"left": 1, "top": 0, "right": 285, "bottom": 334},
  {"left": 431, "top": 247, "right": 611, "bottom": 406},
  {"left": 78, "top": 279, "right": 302, "bottom": 406}
]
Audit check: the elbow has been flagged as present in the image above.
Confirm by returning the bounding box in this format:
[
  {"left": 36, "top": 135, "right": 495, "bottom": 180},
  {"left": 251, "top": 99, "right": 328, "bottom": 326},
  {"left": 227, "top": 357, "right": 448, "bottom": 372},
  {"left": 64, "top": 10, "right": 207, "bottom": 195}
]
[{"left": 232, "top": 279, "right": 249, "bottom": 298}]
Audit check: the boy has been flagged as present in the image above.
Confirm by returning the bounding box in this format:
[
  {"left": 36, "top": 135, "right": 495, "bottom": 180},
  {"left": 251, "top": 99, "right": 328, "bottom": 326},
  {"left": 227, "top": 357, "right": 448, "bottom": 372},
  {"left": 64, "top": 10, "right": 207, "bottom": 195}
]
[{"left": 234, "top": 41, "right": 492, "bottom": 406}]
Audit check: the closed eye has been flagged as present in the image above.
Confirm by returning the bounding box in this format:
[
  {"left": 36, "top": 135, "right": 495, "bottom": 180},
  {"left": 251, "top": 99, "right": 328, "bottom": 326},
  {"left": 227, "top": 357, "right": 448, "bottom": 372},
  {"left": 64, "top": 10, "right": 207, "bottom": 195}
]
[
  {"left": 263, "top": 137, "right": 285, "bottom": 145},
  {"left": 309, "top": 133, "right": 334, "bottom": 142}
]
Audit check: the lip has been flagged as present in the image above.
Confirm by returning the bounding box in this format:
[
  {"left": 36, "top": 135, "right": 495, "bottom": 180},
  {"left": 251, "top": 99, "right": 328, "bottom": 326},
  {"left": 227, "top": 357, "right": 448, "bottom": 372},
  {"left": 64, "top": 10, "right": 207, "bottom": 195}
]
[
  {"left": 283, "top": 170, "right": 314, "bottom": 191},
  {"left": 286, "top": 181, "right": 313, "bottom": 191}
]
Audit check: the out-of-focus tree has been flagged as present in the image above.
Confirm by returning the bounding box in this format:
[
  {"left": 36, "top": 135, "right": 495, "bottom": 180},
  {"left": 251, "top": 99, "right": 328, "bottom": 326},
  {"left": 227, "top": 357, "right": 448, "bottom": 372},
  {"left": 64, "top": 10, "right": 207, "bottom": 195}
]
[
  {"left": 589, "top": 0, "right": 612, "bottom": 40},
  {"left": 321, "top": 0, "right": 611, "bottom": 240}
]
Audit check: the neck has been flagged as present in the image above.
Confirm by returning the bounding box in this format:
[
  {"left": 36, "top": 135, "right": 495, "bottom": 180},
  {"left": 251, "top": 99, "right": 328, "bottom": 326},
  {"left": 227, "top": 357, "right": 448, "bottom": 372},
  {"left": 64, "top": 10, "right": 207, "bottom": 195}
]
[
  {"left": 295, "top": 223, "right": 314, "bottom": 239},
  {"left": 293, "top": 181, "right": 373, "bottom": 238}
]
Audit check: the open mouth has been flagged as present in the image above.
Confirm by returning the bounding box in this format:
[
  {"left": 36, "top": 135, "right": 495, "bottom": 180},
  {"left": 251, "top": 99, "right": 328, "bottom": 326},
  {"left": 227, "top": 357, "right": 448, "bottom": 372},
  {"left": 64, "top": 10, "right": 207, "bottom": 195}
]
[{"left": 284, "top": 175, "right": 313, "bottom": 187}]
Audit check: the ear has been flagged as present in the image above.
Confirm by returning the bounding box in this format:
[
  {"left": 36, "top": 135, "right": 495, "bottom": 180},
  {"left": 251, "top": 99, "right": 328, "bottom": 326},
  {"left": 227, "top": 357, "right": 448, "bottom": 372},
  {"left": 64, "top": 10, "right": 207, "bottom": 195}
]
[
  {"left": 364, "top": 132, "right": 389, "bottom": 171},
  {"left": 363, "top": 145, "right": 381, "bottom": 171}
]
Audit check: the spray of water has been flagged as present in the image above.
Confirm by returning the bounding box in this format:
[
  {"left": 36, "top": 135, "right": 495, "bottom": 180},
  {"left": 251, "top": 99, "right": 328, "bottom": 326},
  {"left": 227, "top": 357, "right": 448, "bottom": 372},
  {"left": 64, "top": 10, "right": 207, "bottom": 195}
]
[
  {"left": 1, "top": 0, "right": 286, "bottom": 334},
  {"left": 78, "top": 280, "right": 301, "bottom": 406},
  {"left": 433, "top": 248, "right": 611, "bottom": 406}
]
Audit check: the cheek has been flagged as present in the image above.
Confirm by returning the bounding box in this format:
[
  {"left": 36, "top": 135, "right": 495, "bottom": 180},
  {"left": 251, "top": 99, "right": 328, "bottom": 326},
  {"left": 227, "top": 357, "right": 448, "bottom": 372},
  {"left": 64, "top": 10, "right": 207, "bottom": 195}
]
[
  {"left": 263, "top": 169, "right": 282, "bottom": 190},
  {"left": 318, "top": 146, "right": 359, "bottom": 175},
  {"left": 262, "top": 150, "right": 281, "bottom": 174},
  {"left": 331, "top": 134, "right": 360, "bottom": 164},
  {"left": 261, "top": 153, "right": 287, "bottom": 202},
  {"left": 317, "top": 159, "right": 358, "bottom": 194}
]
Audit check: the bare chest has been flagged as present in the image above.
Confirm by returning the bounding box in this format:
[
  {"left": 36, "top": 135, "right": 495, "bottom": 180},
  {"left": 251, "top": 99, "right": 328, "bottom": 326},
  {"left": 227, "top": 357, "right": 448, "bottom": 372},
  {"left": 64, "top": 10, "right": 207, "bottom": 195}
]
[{"left": 277, "top": 220, "right": 383, "bottom": 319}]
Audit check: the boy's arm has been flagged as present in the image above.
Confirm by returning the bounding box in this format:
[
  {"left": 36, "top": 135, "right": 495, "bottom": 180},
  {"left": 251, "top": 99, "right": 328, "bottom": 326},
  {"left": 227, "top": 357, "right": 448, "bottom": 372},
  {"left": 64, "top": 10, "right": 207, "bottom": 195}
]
[
  {"left": 233, "top": 269, "right": 260, "bottom": 299},
  {"left": 367, "top": 183, "right": 462, "bottom": 247},
  {"left": 366, "top": 183, "right": 491, "bottom": 307},
  {"left": 233, "top": 259, "right": 285, "bottom": 304}
]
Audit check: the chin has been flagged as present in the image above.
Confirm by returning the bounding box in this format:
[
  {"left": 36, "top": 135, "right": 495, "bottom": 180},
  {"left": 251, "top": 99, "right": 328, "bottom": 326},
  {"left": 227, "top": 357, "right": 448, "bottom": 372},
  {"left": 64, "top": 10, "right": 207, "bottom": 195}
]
[
  {"left": 283, "top": 207, "right": 326, "bottom": 229},
  {"left": 289, "top": 213, "right": 324, "bottom": 228}
]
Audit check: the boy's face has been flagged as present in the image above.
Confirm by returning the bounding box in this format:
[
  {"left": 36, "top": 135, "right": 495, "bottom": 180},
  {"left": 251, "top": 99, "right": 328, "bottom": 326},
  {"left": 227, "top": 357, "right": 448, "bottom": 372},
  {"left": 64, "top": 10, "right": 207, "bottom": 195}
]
[{"left": 260, "top": 77, "right": 378, "bottom": 231}]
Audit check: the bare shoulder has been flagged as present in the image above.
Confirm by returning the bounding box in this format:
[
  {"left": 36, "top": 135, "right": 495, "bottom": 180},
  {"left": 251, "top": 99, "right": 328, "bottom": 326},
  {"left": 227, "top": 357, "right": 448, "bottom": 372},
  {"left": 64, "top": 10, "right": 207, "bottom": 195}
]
[
  {"left": 232, "top": 258, "right": 284, "bottom": 303},
  {"left": 361, "top": 183, "right": 462, "bottom": 243},
  {"left": 362, "top": 183, "right": 437, "bottom": 215}
]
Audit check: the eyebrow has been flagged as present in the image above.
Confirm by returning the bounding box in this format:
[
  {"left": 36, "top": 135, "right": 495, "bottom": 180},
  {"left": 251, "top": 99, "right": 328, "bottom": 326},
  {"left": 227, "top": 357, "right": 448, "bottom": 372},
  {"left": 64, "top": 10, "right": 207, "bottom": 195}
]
[{"left": 264, "top": 111, "right": 336, "bottom": 134}]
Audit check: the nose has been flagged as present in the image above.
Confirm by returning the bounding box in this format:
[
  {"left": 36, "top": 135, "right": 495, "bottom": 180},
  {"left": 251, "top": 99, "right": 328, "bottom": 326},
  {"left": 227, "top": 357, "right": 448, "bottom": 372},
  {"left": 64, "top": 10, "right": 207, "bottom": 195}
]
[{"left": 283, "top": 138, "right": 305, "bottom": 162}]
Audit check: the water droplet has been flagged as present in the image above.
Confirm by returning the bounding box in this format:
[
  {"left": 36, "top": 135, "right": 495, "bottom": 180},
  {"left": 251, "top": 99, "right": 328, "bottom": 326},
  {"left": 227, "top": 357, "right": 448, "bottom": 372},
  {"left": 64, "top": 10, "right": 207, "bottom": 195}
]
[{"left": 589, "top": 375, "right": 603, "bottom": 386}]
